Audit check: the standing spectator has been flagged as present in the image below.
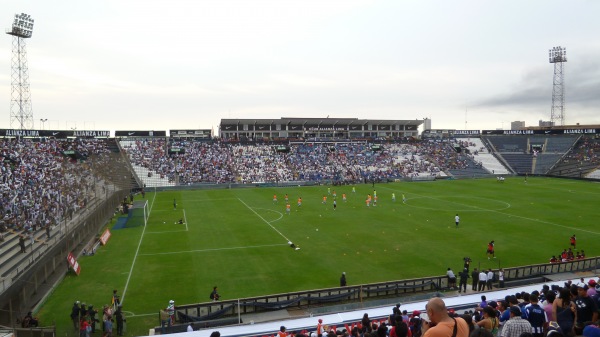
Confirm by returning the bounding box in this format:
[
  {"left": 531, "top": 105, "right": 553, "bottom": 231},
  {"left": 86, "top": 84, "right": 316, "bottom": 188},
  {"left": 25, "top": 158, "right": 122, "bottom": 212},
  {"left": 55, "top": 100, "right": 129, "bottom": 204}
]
[
  {"left": 447, "top": 268, "right": 456, "bottom": 289},
  {"left": 71, "top": 301, "right": 80, "bottom": 330},
  {"left": 458, "top": 268, "right": 469, "bottom": 293},
  {"left": 19, "top": 235, "right": 26, "bottom": 253},
  {"left": 104, "top": 315, "right": 113, "bottom": 337},
  {"left": 390, "top": 315, "right": 409, "bottom": 337},
  {"left": 479, "top": 269, "right": 488, "bottom": 291},
  {"left": 115, "top": 305, "right": 124, "bottom": 336},
  {"left": 210, "top": 287, "right": 220, "bottom": 301},
  {"left": 340, "top": 272, "right": 347, "bottom": 287},
  {"left": 525, "top": 294, "right": 546, "bottom": 337},
  {"left": 498, "top": 269, "right": 505, "bottom": 288},
  {"left": 159, "top": 309, "right": 170, "bottom": 334},
  {"left": 478, "top": 296, "right": 488, "bottom": 310},
  {"left": 409, "top": 310, "right": 423, "bottom": 337},
  {"left": 575, "top": 285, "right": 599, "bottom": 335},
  {"left": 499, "top": 306, "right": 532, "bottom": 337},
  {"left": 421, "top": 297, "right": 469, "bottom": 337},
  {"left": 316, "top": 318, "right": 324, "bottom": 337},
  {"left": 80, "top": 316, "right": 90, "bottom": 337},
  {"left": 102, "top": 304, "right": 112, "bottom": 333},
  {"left": 487, "top": 269, "right": 494, "bottom": 290},
  {"left": 552, "top": 288, "right": 576, "bottom": 337},
  {"left": 543, "top": 291, "right": 556, "bottom": 322},
  {"left": 471, "top": 268, "right": 479, "bottom": 291},
  {"left": 166, "top": 300, "right": 175, "bottom": 326},
  {"left": 87, "top": 305, "right": 98, "bottom": 333},
  {"left": 278, "top": 325, "right": 287, "bottom": 337},
  {"left": 587, "top": 279, "right": 597, "bottom": 297},
  {"left": 361, "top": 313, "right": 371, "bottom": 334}
]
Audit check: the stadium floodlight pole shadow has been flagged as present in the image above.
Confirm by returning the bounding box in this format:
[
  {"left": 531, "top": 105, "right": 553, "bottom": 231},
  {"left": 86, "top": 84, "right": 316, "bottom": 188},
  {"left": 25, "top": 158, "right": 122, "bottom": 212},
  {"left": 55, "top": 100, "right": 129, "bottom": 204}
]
[
  {"left": 5, "top": 13, "right": 35, "bottom": 130},
  {"left": 549, "top": 46, "right": 567, "bottom": 126}
]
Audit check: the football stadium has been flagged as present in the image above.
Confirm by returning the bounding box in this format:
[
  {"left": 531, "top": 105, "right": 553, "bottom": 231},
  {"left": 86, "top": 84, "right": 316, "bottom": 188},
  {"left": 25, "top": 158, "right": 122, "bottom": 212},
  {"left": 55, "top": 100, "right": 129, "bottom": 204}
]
[
  {"left": 0, "top": 123, "right": 599, "bottom": 337},
  {"left": 2, "top": 3, "right": 600, "bottom": 337}
]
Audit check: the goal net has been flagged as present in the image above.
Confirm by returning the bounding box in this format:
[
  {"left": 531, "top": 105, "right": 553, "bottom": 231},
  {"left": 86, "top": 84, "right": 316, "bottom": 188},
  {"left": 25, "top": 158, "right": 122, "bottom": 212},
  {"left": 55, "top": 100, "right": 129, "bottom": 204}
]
[{"left": 126, "top": 200, "right": 149, "bottom": 227}]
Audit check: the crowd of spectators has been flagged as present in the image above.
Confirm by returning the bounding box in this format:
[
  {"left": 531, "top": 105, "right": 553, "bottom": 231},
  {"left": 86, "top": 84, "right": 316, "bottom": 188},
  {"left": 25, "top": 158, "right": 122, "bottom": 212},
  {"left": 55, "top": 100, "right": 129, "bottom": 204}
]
[
  {"left": 123, "top": 139, "right": 476, "bottom": 184},
  {"left": 264, "top": 278, "right": 600, "bottom": 337},
  {"left": 0, "top": 138, "right": 113, "bottom": 238},
  {"left": 561, "top": 137, "right": 600, "bottom": 165}
]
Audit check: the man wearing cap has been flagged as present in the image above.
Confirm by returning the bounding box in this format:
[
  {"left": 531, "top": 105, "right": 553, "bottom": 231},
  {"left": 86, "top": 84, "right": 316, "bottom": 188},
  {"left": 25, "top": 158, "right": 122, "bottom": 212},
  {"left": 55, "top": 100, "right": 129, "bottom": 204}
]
[
  {"left": 500, "top": 306, "right": 532, "bottom": 337},
  {"left": 587, "top": 279, "right": 597, "bottom": 297},
  {"left": 422, "top": 297, "right": 469, "bottom": 337},
  {"left": 316, "top": 319, "right": 323, "bottom": 337},
  {"left": 575, "top": 284, "right": 598, "bottom": 335},
  {"left": 410, "top": 310, "right": 422, "bottom": 337}
]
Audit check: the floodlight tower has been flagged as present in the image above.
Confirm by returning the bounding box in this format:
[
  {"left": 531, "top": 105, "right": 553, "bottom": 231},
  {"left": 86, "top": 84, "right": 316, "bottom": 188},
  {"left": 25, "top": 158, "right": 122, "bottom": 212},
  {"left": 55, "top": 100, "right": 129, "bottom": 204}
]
[
  {"left": 5, "top": 13, "right": 35, "bottom": 130},
  {"left": 548, "top": 46, "right": 567, "bottom": 126}
]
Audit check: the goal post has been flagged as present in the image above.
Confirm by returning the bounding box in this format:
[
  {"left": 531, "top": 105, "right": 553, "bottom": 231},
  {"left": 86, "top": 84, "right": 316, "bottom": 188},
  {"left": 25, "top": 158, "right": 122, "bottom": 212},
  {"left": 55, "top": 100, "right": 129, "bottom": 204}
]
[{"left": 126, "top": 200, "right": 149, "bottom": 227}]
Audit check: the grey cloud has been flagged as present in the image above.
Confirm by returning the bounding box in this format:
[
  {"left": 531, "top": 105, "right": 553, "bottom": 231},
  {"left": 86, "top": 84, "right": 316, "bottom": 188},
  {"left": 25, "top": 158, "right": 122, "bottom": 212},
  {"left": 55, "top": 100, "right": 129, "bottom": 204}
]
[{"left": 476, "top": 55, "right": 600, "bottom": 109}]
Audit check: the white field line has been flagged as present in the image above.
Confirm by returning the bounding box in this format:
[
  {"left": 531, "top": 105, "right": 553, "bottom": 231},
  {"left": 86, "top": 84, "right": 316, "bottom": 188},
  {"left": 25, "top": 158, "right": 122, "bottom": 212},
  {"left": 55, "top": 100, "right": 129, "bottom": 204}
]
[
  {"left": 121, "top": 191, "right": 156, "bottom": 305},
  {"left": 379, "top": 185, "right": 600, "bottom": 235},
  {"left": 237, "top": 198, "right": 292, "bottom": 243},
  {"left": 139, "top": 243, "right": 288, "bottom": 256}
]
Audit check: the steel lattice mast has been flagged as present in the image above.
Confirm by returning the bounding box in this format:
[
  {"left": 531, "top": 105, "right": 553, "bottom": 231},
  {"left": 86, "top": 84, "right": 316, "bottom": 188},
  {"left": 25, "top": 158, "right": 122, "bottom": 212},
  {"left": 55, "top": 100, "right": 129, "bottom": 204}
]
[
  {"left": 548, "top": 46, "right": 567, "bottom": 126},
  {"left": 5, "top": 13, "right": 35, "bottom": 130}
]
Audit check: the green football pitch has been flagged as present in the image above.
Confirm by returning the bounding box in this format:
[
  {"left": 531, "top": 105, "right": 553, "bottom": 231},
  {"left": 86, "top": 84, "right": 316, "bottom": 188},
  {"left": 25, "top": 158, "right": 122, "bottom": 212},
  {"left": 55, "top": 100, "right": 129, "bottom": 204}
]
[{"left": 36, "top": 176, "right": 600, "bottom": 336}]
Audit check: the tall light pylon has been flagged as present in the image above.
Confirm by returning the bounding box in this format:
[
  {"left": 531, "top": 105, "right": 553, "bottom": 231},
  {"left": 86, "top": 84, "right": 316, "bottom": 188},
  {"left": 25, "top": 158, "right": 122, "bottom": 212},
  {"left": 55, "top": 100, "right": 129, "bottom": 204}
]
[
  {"left": 548, "top": 46, "right": 567, "bottom": 126},
  {"left": 5, "top": 13, "right": 35, "bottom": 130}
]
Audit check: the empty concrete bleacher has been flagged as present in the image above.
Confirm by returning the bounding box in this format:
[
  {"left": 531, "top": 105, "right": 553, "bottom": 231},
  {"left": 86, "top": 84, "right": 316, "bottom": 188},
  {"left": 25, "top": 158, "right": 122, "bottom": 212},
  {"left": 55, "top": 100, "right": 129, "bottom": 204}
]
[
  {"left": 454, "top": 137, "right": 510, "bottom": 174},
  {"left": 500, "top": 153, "right": 533, "bottom": 174},
  {"left": 484, "top": 135, "right": 529, "bottom": 153},
  {"left": 533, "top": 154, "right": 563, "bottom": 174},
  {"left": 544, "top": 135, "right": 580, "bottom": 153}
]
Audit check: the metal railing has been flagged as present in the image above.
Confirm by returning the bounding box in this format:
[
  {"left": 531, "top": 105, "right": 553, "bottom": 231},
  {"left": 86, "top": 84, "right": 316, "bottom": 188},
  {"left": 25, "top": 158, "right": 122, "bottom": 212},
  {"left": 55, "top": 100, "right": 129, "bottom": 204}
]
[{"left": 174, "top": 257, "right": 599, "bottom": 323}]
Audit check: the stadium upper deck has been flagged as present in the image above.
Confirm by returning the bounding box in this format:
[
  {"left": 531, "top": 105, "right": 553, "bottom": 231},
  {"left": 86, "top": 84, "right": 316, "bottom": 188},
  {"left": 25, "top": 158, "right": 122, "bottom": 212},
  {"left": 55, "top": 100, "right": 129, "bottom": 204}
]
[{"left": 219, "top": 117, "right": 423, "bottom": 140}]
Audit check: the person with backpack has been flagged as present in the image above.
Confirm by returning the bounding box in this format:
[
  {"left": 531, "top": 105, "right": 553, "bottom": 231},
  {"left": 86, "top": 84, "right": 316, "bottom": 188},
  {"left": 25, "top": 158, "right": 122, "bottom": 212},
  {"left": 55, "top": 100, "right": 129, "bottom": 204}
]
[{"left": 210, "top": 286, "right": 220, "bottom": 302}]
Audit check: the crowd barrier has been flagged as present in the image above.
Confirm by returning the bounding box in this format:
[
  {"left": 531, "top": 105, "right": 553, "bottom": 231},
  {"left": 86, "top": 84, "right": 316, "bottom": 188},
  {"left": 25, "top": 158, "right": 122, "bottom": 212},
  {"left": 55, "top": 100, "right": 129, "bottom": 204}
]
[{"left": 172, "top": 257, "right": 599, "bottom": 326}]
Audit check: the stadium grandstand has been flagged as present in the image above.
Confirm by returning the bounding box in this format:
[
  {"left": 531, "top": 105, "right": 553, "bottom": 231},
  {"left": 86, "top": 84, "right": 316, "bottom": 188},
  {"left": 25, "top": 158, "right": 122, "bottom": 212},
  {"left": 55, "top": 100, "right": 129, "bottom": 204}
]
[{"left": 1, "top": 122, "right": 600, "bottom": 336}]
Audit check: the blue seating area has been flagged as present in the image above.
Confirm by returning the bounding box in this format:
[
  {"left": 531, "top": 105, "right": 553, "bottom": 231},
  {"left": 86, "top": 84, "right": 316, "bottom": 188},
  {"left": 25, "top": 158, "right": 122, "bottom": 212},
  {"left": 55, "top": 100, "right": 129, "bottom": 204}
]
[
  {"left": 500, "top": 153, "right": 533, "bottom": 174},
  {"left": 533, "top": 154, "right": 563, "bottom": 174},
  {"left": 484, "top": 135, "right": 529, "bottom": 152},
  {"left": 544, "top": 135, "right": 579, "bottom": 153}
]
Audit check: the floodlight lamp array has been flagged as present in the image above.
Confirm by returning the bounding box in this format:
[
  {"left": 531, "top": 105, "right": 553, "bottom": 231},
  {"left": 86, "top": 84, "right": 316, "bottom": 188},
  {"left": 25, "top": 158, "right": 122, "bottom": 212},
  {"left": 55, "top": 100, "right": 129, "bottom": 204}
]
[
  {"left": 9, "top": 13, "right": 34, "bottom": 38},
  {"left": 548, "top": 46, "right": 567, "bottom": 63}
]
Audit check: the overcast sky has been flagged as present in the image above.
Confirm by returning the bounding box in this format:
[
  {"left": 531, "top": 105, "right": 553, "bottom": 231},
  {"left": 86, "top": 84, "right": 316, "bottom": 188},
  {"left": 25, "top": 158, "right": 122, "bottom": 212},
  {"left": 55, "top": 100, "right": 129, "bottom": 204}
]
[{"left": 1, "top": 0, "right": 599, "bottom": 132}]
